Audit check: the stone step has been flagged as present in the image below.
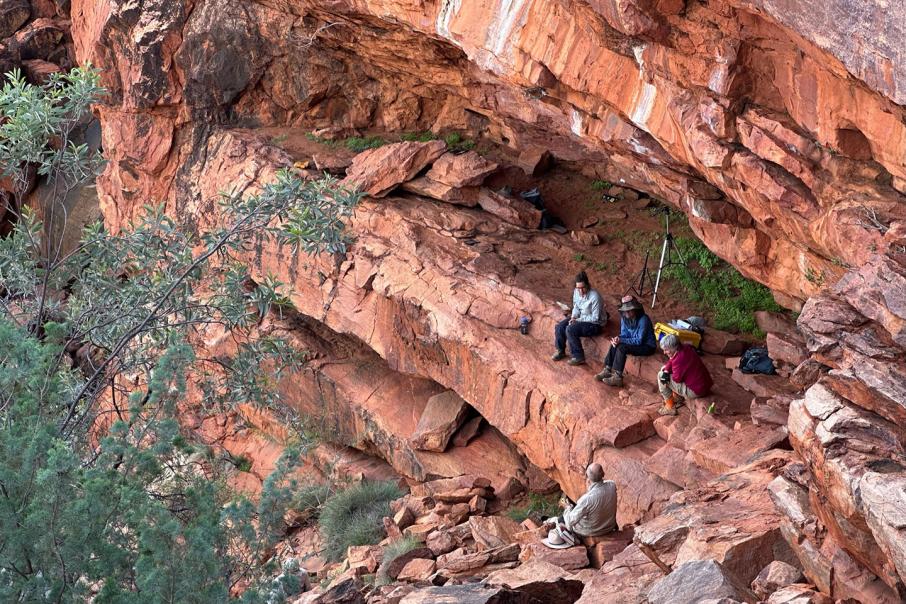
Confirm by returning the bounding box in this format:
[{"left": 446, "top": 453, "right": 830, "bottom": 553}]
[{"left": 688, "top": 423, "right": 789, "bottom": 475}]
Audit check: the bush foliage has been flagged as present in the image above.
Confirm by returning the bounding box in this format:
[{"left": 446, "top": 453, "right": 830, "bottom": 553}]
[
  {"left": 665, "top": 237, "right": 785, "bottom": 335},
  {"left": 0, "top": 67, "right": 360, "bottom": 601},
  {"left": 318, "top": 481, "right": 402, "bottom": 561}
]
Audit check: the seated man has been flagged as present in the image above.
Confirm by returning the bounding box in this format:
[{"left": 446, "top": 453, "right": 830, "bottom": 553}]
[
  {"left": 657, "top": 334, "right": 713, "bottom": 416},
  {"left": 595, "top": 296, "right": 657, "bottom": 387},
  {"left": 552, "top": 271, "right": 606, "bottom": 366},
  {"left": 542, "top": 463, "right": 617, "bottom": 549}
]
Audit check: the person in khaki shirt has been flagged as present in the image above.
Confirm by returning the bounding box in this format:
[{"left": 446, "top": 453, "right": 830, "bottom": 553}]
[{"left": 542, "top": 463, "right": 617, "bottom": 548}]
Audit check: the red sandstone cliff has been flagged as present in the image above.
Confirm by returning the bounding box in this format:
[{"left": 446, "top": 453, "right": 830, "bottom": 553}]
[{"left": 37, "top": 0, "right": 906, "bottom": 600}]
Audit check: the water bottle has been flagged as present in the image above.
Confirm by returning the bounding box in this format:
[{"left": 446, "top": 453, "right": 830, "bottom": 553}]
[{"left": 519, "top": 316, "right": 531, "bottom": 335}]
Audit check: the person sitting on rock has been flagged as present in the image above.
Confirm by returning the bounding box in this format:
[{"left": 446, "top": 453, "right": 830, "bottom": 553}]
[
  {"left": 542, "top": 463, "right": 617, "bottom": 548},
  {"left": 595, "top": 295, "right": 657, "bottom": 387},
  {"left": 552, "top": 271, "right": 606, "bottom": 366},
  {"left": 657, "top": 334, "right": 713, "bottom": 416}
]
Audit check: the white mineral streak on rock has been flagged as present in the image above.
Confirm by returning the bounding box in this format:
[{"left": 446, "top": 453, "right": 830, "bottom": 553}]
[
  {"left": 435, "top": 0, "right": 462, "bottom": 44},
  {"left": 570, "top": 108, "right": 583, "bottom": 137},
  {"left": 475, "top": 0, "right": 533, "bottom": 75},
  {"left": 630, "top": 81, "right": 657, "bottom": 133}
]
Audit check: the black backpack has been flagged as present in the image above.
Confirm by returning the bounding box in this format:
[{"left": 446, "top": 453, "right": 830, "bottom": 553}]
[{"left": 739, "top": 347, "right": 776, "bottom": 375}]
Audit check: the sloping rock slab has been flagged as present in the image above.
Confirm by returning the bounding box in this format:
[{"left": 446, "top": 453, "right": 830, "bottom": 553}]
[
  {"left": 766, "top": 584, "right": 833, "bottom": 604},
  {"left": 645, "top": 443, "right": 716, "bottom": 489},
  {"left": 426, "top": 151, "right": 498, "bottom": 187},
  {"left": 575, "top": 543, "right": 663, "bottom": 604},
  {"left": 410, "top": 390, "right": 470, "bottom": 452},
  {"left": 399, "top": 584, "right": 531, "bottom": 604},
  {"left": 519, "top": 543, "right": 589, "bottom": 570},
  {"left": 634, "top": 451, "right": 797, "bottom": 585},
  {"left": 469, "top": 515, "right": 523, "bottom": 550},
  {"left": 401, "top": 176, "right": 479, "bottom": 206},
  {"left": 688, "top": 423, "right": 789, "bottom": 475},
  {"left": 646, "top": 560, "right": 756, "bottom": 604},
  {"left": 342, "top": 140, "right": 446, "bottom": 197},
  {"left": 485, "top": 559, "right": 584, "bottom": 603},
  {"left": 477, "top": 189, "right": 542, "bottom": 229}
]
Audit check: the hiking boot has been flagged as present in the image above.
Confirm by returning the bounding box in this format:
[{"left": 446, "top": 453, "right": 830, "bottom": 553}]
[
  {"left": 657, "top": 404, "right": 678, "bottom": 416},
  {"left": 551, "top": 350, "right": 566, "bottom": 361},
  {"left": 594, "top": 367, "right": 613, "bottom": 381},
  {"left": 567, "top": 357, "right": 586, "bottom": 366},
  {"left": 604, "top": 373, "right": 624, "bottom": 387}
]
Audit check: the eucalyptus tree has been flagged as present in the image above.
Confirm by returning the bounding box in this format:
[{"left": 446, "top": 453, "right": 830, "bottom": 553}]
[{"left": 0, "top": 67, "right": 360, "bottom": 602}]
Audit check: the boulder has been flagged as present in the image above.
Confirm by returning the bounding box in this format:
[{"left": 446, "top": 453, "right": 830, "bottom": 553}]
[
  {"left": 347, "top": 545, "right": 382, "bottom": 574},
  {"left": 425, "top": 151, "right": 498, "bottom": 187},
  {"left": 13, "top": 18, "right": 63, "bottom": 61},
  {"left": 701, "top": 330, "right": 749, "bottom": 356},
  {"left": 731, "top": 369, "right": 798, "bottom": 398},
  {"left": 22, "top": 58, "right": 60, "bottom": 84},
  {"left": 410, "top": 391, "right": 471, "bottom": 452},
  {"left": 469, "top": 515, "right": 522, "bottom": 550},
  {"left": 569, "top": 230, "right": 601, "bottom": 246},
  {"left": 644, "top": 443, "right": 716, "bottom": 488},
  {"left": 766, "top": 332, "right": 807, "bottom": 367},
  {"left": 518, "top": 543, "right": 589, "bottom": 570},
  {"left": 751, "top": 561, "right": 805, "bottom": 598},
  {"left": 646, "top": 560, "right": 756, "bottom": 604},
  {"left": 393, "top": 506, "right": 415, "bottom": 530},
  {"left": 426, "top": 529, "right": 457, "bottom": 556},
  {"left": 452, "top": 416, "right": 483, "bottom": 448},
  {"left": 583, "top": 527, "right": 635, "bottom": 569},
  {"left": 635, "top": 451, "right": 798, "bottom": 585},
  {"left": 765, "top": 584, "right": 832, "bottom": 604},
  {"left": 687, "top": 423, "right": 788, "bottom": 475},
  {"left": 396, "top": 558, "right": 436, "bottom": 582},
  {"left": 341, "top": 141, "right": 446, "bottom": 197},
  {"left": 574, "top": 544, "right": 663, "bottom": 603},
  {"left": 750, "top": 395, "right": 794, "bottom": 427},
  {"left": 0, "top": 0, "right": 29, "bottom": 40},
  {"left": 401, "top": 176, "right": 480, "bottom": 206},
  {"left": 476, "top": 189, "right": 542, "bottom": 229},
  {"left": 312, "top": 153, "right": 354, "bottom": 173},
  {"left": 516, "top": 148, "right": 554, "bottom": 176},
  {"left": 755, "top": 311, "right": 797, "bottom": 336},
  {"left": 485, "top": 559, "right": 584, "bottom": 603},
  {"left": 398, "top": 584, "right": 527, "bottom": 604},
  {"left": 385, "top": 547, "right": 433, "bottom": 580}
]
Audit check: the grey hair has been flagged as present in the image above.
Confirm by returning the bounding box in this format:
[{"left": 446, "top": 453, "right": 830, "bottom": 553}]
[
  {"left": 659, "top": 334, "right": 679, "bottom": 351},
  {"left": 586, "top": 463, "right": 604, "bottom": 482}
]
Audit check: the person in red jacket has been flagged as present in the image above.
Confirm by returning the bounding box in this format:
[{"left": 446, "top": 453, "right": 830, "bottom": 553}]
[{"left": 657, "top": 334, "right": 713, "bottom": 416}]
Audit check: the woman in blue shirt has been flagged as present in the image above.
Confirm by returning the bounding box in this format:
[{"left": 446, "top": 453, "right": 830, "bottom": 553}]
[{"left": 595, "top": 296, "right": 657, "bottom": 387}]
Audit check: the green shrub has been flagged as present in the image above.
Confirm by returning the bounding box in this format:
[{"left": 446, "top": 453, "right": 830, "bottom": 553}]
[
  {"left": 375, "top": 535, "right": 420, "bottom": 585},
  {"left": 292, "top": 484, "right": 332, "bottom": 516},
  {"left": 400, "top": 131, "right": 437, "bottom": 142},
  {"left": 590, "top": 180, "right": 612, "bottom": 190},
  {"left": 443, "top": 132, "right": 476, "bottom": 152},
  {"left": 343, "top": 136, "right": 386, "bottom": 152},
  {"left": 664, "top": 237, "right": 785, "bottom": 335},
  {"left": 319, "top": 481, "right": 402, "bottom": 561},
  {"left": 506, "top": 493, "right": 561, "bottom": 523}
]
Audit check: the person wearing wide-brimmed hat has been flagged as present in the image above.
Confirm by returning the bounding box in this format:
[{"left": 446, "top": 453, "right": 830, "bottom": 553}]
[
  {"left": 541, "top": 463, "right": 617, "bottom": 549},
  {"left": 595, "top": 295, "right": 657, "bottom": 387}
]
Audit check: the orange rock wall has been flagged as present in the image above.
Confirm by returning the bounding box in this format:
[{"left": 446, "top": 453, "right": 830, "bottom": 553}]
[{"left": 71, "top": 0, "right": 906, "bottom": 305}]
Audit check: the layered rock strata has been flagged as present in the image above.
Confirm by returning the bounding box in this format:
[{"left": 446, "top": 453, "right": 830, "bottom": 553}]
[
  {"left": 71, "top": 0, "right": 906, "bottom": 306},
  {"left": 58, "top": 0, "right": 906, "bottom": 601}
]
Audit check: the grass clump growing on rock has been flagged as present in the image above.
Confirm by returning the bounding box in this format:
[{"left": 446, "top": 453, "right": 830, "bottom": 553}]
[
  {"left": 665, "top": 237, "right": 785, "bottom": 336},
  {"left": 506, "top": 492, "right": 561, "bottom": 523},
  {"left": 319, "top": 481, "right": 402, "bottom": 561},
  {"left": 400, "top": 131, "right": 437, "bottom": 142},
  {"left": 375, "top": 535, "right": 421, "bottom": 585}
]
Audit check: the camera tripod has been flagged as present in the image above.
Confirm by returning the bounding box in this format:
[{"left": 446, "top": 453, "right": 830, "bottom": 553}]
[{"left": 627, "top": 208, "right": 687, "bottom": 308}]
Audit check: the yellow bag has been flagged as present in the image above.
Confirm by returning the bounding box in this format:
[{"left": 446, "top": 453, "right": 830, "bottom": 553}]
[{"left": 654, "top": 322, "right": 702, "bottom": 349}]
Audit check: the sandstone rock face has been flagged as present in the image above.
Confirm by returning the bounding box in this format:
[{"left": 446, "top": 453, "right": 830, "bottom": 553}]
[
  {"left": 63, "top": 1, "right": 906, "bottom": 602},
  {"left": 646, "top": 560, "right": 756, "bottom": 604},
  {"left": 71, "top": 0, "right": 906, "bottom": 302},
  {"left": 342, "top": 141, "right": 447, "bottom": 198},
  {"left": 410, "top": 390, "right": 470, "bottom": 453}
]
